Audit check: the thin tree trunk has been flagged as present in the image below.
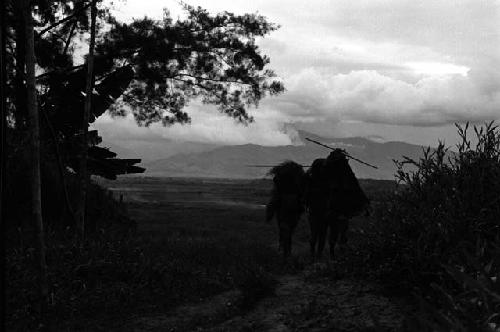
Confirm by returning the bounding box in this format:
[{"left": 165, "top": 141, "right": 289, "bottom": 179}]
[
  {"left": 15, "top": 3, "right": 27, "bottom": 128},
  {"left": 22, "top": 0, "right": 49, "bottom": 325},
  {"left": 77, "top": 0, "right": 97, "bottom": 238},
  {"left": 0, "top": 0, "right": 7, "bottom": 326}
]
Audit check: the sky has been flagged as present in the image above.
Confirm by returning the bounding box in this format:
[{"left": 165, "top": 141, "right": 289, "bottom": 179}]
[{"left": 94, "top": 0, "right": 500, "bottom": 154}]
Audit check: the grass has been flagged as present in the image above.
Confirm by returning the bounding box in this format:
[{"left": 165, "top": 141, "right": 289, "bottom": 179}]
[
  {"left": 6, "top": 178, "right": 277, "bottom": 331},
  {"left": 6, "top": 176, "right": 396, "bottom": 331}
]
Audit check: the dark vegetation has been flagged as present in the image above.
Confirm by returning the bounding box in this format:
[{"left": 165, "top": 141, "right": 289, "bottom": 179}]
[
  {"left": 4, "top": 0, "right": 283, "bottom": 329},
  {"left": 384, "top": 123, "right": 499, "bottom": 331},
  {"left": 327, "top": 122, "right": 500, "bottom": 331},
  {"left": 6, "top": 178, "right": 285, "bottom": 330}
]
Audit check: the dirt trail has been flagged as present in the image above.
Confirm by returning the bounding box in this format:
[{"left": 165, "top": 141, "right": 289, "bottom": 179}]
[{"left": 126, "top": 262, "right": 406, "bottom": 332}]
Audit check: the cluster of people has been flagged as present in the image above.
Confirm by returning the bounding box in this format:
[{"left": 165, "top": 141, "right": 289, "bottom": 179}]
[{"left": 266, "top": 149, "right": 370, "bottom": 260}]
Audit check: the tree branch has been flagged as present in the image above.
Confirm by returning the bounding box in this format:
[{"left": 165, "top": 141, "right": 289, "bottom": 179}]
[
  {"left": 37, "top": 2, "right": 91, "bottom": 37},
  {"left": 63, "top": 20, "right": 78, "bottom": 56},
  {"left": 35, "top": 64, "right": 85, "bottom": 80},
  {"left": 173, "top": 73, "right": 253, "bottom": 86},
  {"left": 170, "top": 77, "right": 212, "bottom": 91}
]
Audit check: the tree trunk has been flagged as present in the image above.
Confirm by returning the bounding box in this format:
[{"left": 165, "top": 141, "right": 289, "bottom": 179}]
[
  {"left": 22, "top": 0, "right": 49, "bottom": 325},
  {"left": 0, "top": 0, "right": 7, "bottom": 326},
  {"left": 15, "top": 2, "right": 27, "bottom": 128},
  {"left": 77, "top": 0, "right": 97, "bottom": 238}
]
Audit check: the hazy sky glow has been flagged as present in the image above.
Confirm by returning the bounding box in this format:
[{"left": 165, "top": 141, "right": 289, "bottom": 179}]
[{"left": 95, "top": 0, "right": 500, "bottom": 149}]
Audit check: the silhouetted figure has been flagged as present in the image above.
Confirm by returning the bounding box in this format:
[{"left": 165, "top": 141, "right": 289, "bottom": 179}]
[
  {"left": 305, "top": 158, "right": 329, "bottom": 259},
  {"left": 266, "top": 161, "right": 306, "bottom": 259},
  {"left": 306, "top": 149, "right": 369, "bottom": 260}
]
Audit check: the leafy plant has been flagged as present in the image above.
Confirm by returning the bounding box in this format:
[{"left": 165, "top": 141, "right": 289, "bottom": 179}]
[{"left": 364, "top": 122, "right": 500, "bottom": 330}]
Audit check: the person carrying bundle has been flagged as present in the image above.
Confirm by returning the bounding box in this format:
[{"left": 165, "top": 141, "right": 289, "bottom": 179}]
[
  {"left": 266, "top": 161, "right": 306, "bottom": 259},
  {"left": 306, "top": 149, "right": 370, "bottom": 260}
]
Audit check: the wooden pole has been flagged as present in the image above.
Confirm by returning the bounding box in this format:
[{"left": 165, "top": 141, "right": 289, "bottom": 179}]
[
  {"left": 305, "top": 137, "right": 378, "bottom": 169},
  {"left": 246, "top": 165, "right": 312, "bottom": 168}
]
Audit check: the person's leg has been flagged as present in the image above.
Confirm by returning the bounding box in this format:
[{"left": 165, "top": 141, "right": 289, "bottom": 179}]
[
  {"left": 316, "top": 217, "right": 328, "bottom": 259},
  {"left": 309, "top": 212, "right": 319, "bottom": 259},
  {"left": 278, "top": 218, "right": 291, "bottom": 259},
  {"left": 338, "top": 217, "right": 349, "bottom": 245},
  {"left": 329, "top": 215, "right": 339, "bottom": 260}
]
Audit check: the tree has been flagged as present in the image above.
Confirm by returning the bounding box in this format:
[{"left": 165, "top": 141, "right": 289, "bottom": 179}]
[
  {"left": 20, "top": 0, "right": 48, "bottom": 325},
  {"left": 77, "top": 0, "right": 97, "bottom": 238},
  {"left": 99, "top": 4, "right": 284, "bottom": 126},
  {"left": 4, "top": 1, "right": 144, "bottom": 231},
  {"left": 33, "top": 2, "right": 284, "bottom": 128},
  {"left": 4, "top": 1, "right": 283, "bottom": 231},
  {"left": 0, "top": 0, "right": 7, "bottom": 325}
]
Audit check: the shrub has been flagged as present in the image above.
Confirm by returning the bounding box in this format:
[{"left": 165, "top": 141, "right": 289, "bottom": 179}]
[{"left": 367, "top": 122, "right": 500, "bottom": 330}]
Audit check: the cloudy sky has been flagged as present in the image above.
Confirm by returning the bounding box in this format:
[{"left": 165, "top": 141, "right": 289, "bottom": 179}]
[{"left": 94, "top": 0, "right": 500, "bottom": 157}]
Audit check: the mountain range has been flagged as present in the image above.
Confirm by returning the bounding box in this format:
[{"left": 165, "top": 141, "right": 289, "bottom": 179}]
[{"left": 141, "top": 130, "right": 427, "bottom": 180}]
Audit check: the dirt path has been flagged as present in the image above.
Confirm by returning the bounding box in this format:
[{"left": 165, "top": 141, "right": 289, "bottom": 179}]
[{"left": 126, "top": 262, "right": 406, "bottom": 332}]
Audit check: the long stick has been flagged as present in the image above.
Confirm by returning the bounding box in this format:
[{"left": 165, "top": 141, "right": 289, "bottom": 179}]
[
  {"left": 246, "top": 165, "right": 311, "bottom": 168},
  {"left": 305, "top": 137, "right": 378, "bottom": 169}
]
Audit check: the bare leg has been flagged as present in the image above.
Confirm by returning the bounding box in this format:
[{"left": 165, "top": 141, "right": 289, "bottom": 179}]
[
  {"left": 285, "top": 232, "right": 291, "bottom": 258},
  {"left": 286, "top": 217, "right": 299, "bottom": 259},
  {"left": 316, "top": 221, "right": 328, "bottom": 259},
  {"left": 277, "top": 219, "right": 283, "bottom": 251},
  {"left": 338, "top": 217, "right": 349, "bottom": 245},
  {"left": 309, "top": 213, "right": 318, "bottom": 259},
  {"left": 279, "top": 220, "right": 291, "bottom": 259},
  {"left": 329, "top": 216, "right": 340, "bottom": 260},
  {"left": 279, "top": 225, "right": 285, "bottom": 253}
]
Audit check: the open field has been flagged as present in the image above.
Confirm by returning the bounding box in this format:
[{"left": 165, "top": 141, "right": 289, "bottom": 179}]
[
  {"left": 6, "top": 176, "right": 406, "bottom": 331},
  {"left": 90, "top": 176, "right": 407, "bottom": 331},
  {"left": 100, "top": 176, "right": 397, "bottom": 255}
]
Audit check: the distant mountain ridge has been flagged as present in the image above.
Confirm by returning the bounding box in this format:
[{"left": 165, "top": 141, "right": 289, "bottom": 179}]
[{"left": 144, "top": 131, "right": 427, "bottom": 180}]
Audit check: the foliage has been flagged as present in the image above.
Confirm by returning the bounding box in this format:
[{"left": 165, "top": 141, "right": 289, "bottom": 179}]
[
  {"left": 20, "top": 0, "right": 284, "bottom": 129},
  {"left": 411, "top": 241, "right": 500, "bottom": 331},
  {"left": 100, "top": 3, "right": 284, "bottom": 126},
  {"left": 364, "top": 122, "right": 500, "bottom": 330}
]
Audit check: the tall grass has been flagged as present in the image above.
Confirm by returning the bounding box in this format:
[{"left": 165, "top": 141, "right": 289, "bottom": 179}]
[{"left": 367, "top": 122, "right": 500, "bottom": 330}]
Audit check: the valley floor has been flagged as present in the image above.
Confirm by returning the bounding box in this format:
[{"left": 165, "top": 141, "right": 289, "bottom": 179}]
[{"left": 100, "top": 177, "right": 409, "bottom": 331}]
